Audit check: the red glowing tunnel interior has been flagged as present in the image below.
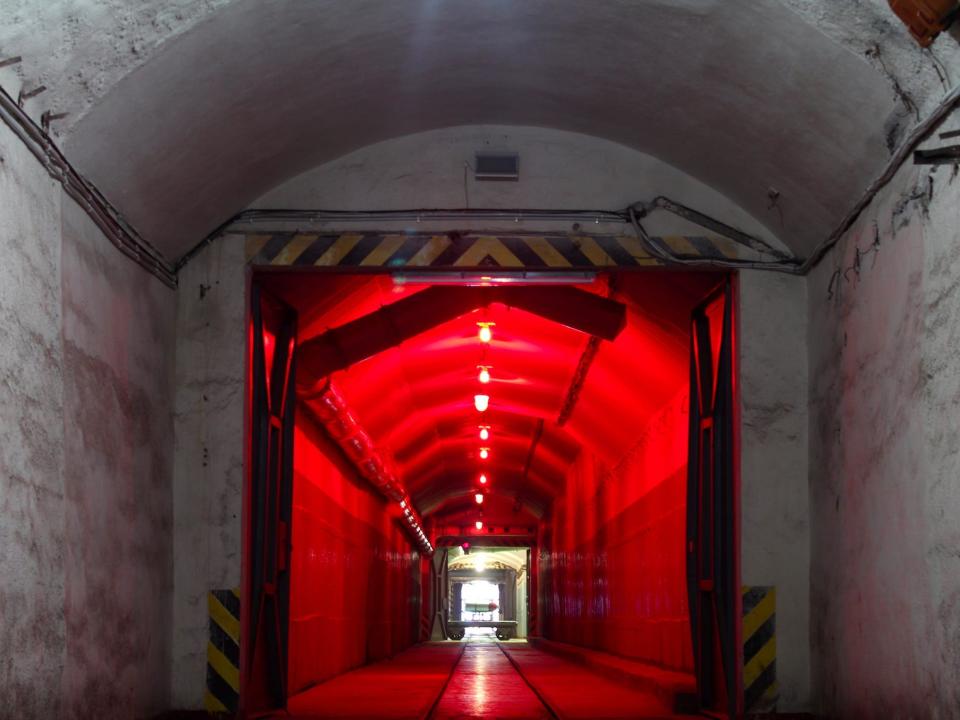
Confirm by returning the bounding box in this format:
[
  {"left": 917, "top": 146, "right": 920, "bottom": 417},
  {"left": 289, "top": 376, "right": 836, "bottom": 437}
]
[{"left": 250, "top": 269, "right": 729, "bottom": 704}]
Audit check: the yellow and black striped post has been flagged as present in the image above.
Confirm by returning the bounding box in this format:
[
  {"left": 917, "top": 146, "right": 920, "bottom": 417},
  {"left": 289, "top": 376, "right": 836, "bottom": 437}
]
[
  {"left": 742, "top": 585, "right": 778, "bottom": 713},
  {"left": 205, "top": 588, "right": 240, "bottom": 714}
]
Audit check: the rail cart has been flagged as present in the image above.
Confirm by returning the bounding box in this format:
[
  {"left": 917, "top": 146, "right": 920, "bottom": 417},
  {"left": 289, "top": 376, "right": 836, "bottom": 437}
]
[{"left": 446, "top": 620, "right": 518, "bottom": 641}]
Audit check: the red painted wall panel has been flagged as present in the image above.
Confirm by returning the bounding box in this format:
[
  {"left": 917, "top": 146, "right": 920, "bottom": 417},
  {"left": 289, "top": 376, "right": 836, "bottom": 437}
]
[
  {"left": 540, "top": 391, "right": 693, "bottom": 671},
  {"left": 287, "top": 413, "right": 420, "bottom": 696}
]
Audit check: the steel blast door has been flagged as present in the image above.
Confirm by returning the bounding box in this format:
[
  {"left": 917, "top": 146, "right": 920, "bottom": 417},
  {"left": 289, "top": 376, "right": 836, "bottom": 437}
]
[
  {"left": 429, "top": 549, "right": 449, "bottom": 640},
  {"left": 686, "top": 280, "right": 739, "bottom": 718},
  {"left": 243, "top": 285, "right": 297, "bottom": 715}
]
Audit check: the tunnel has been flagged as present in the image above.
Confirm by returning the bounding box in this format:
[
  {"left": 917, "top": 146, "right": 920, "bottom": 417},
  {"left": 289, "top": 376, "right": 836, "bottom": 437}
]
[
  {"left": 239, "top": 269, "right": 739, "bottom": 718},
  {"left": 4, "top": 2, "right": 960, "bottom": 719}
]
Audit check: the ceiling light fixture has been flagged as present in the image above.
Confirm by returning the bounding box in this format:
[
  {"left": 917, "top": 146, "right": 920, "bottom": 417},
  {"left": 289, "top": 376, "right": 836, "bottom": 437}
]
[
  {"left": 475, "top": 520, "right": 484, "bottom": 531},
  {"left": 475, "top": 493, "right": 484, "bottom": 504},
  {"left": 477, "top": 322, "right": 494, "bottom": 344},
  {"left": 393, "top": 271, "right": 598, "bottom": 286},
  {"left": 479, "top": 426, "right": 490, "bottom": 441},
  {"left": 479, "top": 474, "right": 488, "bottom": 485},
  {"left": 474, "top": 394, "right": 489, "bottom": 412},
  {"left": 477, "top": 366, "right": 491, "bottom": 384},
  {"left": 479, "top": 448, "right": 489, "bottom": 460}
]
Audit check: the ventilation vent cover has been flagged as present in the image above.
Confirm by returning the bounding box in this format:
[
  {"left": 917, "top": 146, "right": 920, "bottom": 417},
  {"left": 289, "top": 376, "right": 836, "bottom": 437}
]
[{"left": 474, "top": 153, "right": 519, "bottom": 181}]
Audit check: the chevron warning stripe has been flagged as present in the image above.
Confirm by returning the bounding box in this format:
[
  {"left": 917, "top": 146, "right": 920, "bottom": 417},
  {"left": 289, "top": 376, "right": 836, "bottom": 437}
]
[
  {"left": 242, "top": 231, "right": 750, "bottom": 268},
  {"left": 743, "top": 585, "right": 778, "bottom": 713},
  {"left": 205, "top": 588, "right": 241, "bottom": 714}
]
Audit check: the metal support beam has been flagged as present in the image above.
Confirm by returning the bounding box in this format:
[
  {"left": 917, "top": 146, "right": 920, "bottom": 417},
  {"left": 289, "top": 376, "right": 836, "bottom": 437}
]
[
  {"left": 297, "top": 286, "right": 626, "bottom": 388},
  {"left": 914, "top": 145, "right": 960, "bottom": 165}
]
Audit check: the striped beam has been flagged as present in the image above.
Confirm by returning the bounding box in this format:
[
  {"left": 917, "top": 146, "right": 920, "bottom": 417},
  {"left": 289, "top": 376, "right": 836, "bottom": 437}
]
[
  {"left": 242, "top": 231, "right": 751, "bottom": 269},
  {"left": 742, "top": 585, "right": 778, "bottom": 713},
  {"left": 205, "top": 588, "right": 241, "bottom": 715}
]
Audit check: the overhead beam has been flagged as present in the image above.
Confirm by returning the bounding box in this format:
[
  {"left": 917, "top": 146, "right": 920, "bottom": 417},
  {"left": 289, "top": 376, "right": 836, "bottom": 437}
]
[{"left": 297, "top": 286, "right": 626, "bottom": 388}]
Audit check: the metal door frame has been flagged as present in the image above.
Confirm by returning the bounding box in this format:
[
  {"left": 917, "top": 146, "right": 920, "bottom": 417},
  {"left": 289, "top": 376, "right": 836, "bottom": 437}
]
[
  {"left": 686, "top": 278, "right": 741, "bottom": 718},
  {"left": 240, "top": 282, "right": 297, "bottom": 716}
]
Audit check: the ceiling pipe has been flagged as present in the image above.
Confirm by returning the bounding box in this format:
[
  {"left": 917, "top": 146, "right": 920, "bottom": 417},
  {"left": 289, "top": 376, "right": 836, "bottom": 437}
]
[
  {"left": 520, "top": 419, "right": 545, "bottom": 487},
  {"left": 304, "top": 381, "right": 432, "bottom": 554}
]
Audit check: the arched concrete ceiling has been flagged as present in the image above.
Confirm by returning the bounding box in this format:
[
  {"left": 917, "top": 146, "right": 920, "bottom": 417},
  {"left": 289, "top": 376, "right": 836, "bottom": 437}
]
[
  {"left": 3, "top": 1, "right": 956, "bottom": 261},
  {"left": 449, "top": 547, "right": 528, "bottom": 572}
]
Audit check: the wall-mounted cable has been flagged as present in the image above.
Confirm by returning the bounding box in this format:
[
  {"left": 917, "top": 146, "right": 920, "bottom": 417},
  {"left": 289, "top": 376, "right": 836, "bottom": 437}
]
[{"left": 0, "top": 84, "right": 177, "bottom": 288}]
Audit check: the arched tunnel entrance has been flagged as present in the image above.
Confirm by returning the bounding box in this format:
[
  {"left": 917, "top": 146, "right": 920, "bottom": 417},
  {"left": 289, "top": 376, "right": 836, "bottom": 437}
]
[{"left": 241, "top": 269, "right": 739, "bottom": 718}]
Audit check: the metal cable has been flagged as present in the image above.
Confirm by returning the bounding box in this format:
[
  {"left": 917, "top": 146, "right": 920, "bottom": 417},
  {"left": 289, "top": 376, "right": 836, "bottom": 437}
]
[
  {"left": 801, "top": 82, "right": 960, "bottom": 274},
  {"left": 627, "top": 207, "right": 804, "bottom": 274},
  {"left": 0, "top": 85, "right": 177, "bottom": 288}
]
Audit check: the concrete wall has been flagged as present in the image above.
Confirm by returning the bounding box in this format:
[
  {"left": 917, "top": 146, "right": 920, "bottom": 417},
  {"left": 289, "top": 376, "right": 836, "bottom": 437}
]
[
  {"left": 288, "top": 414, "right": 420, "bottom": 695},
  {"left": 542, "top": 391, "right": 692, "bottom": 670},
  {"left": 0, "top": 97, "right": 67, "bottom": 720},
  {"left": 0, "top": 115, "right": 177, "bottom": 718},
  {"left": 807, "top": 150, "right": 960, "bottom": 716},
  {"left": 170, "top": 235, "right": 246, "bottom": 707},
  {"left": 739, "top": 271, "right": 811, "bottom": 711},
  {"left": 60, "top": 198, "right": 176, "bottom": 719},
  {"left": 254, "top": 125, "right": 783, "bottom": 252}
]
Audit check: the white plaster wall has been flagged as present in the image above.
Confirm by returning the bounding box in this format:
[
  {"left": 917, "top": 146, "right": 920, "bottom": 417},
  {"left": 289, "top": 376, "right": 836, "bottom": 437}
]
[
  {"left": 171, "top": 234, "right": 246, "bottom": 707},
  {"left": 739, "top": 271, "right": 810, "bottom": 710},
  {"left": 254, "top": 125, "right": 787, "bottom": 252},
  {"left": 0, "top": 102, "right": 66, "bottom": 720},
  {"left": 808, "top": 139, "right": 960, "bottom": 716},
  {"left": 1, "top": 110, "right": 177, "bottom": 717}
]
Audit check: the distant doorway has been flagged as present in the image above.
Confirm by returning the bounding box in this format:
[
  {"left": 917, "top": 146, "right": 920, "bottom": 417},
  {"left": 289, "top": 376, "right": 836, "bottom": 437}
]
[{"left": 446, "top": 547, "right": 529, "bottom": 641}]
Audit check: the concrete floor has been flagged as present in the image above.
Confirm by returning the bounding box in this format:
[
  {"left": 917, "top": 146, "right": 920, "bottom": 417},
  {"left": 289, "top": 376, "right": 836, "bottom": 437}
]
[{"left": 287, "top": 637, "right": 687, "bottom": 719}]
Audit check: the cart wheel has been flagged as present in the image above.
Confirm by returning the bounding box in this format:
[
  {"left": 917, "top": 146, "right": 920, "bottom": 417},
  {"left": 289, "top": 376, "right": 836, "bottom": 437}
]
[
  {"left": 495, "top": 630, "right": 506, "bottom": 640},
  {"left": 450, "top": 631, "right": 464, "bottom": 641}
]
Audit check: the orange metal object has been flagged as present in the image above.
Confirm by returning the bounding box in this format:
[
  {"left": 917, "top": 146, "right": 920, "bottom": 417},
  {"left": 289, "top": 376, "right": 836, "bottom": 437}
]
[{"left": 888, "top": 0, "right": 957, "bottom": 46}]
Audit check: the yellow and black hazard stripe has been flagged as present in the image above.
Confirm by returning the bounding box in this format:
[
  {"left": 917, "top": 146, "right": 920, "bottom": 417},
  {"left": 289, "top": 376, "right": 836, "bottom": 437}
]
[
  {"left": 205, "top": 588, "right": 240, "bottom": 714},
  {"left": 742, "top": 585, "right": 778, "bottom": 713},
  {"left": 242, "top": 231, "right": 750, "bottom": 269}
]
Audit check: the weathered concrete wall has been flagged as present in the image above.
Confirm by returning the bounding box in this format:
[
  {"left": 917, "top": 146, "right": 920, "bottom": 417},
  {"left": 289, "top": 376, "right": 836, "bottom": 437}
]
[
  {"left": 1, "top": 109, "right": 177, "bottom": 717},
  {"left": 807, "top": 136, "right": 960, "bottom": 716},
  {"left": 59, "top": 199, "right": 176, "bottom": 719},
  {"left": 739, "top": 271, "right": 810, "bottom": 710},
  {"left": 0, "top": 99, "right": 67, "bottom": 720},
  {"left": 171, "top": 236, "right": 246, "bottom": 707},
  {"left": 254, "top": 125, "right": 784, "bottom": 251}
]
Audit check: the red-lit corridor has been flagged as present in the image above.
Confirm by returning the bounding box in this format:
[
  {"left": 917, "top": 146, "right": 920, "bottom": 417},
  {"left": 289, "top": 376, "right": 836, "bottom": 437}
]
[{"left": 241, "top": 270, "right": 739, "bottom": 718}]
